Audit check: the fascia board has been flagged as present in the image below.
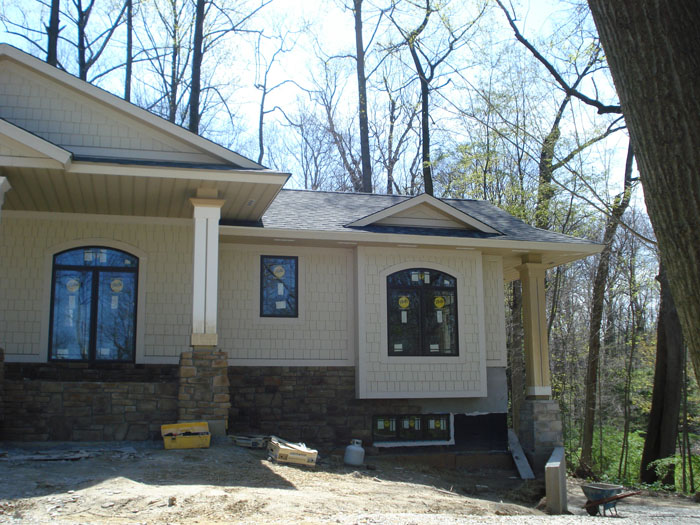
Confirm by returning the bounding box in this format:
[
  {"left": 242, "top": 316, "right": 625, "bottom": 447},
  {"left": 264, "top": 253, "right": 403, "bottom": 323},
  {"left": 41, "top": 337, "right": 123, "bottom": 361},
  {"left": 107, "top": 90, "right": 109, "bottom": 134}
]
[
  {"left": 67, "top": 161, "right": 290, "bottom": 185},
  {"left": 347, "top": 193, "right": 501, "bottom": 234},
  {"left": 219, "top": 225, "right": 603, "bottom": 256},
  {"left": 0, "top": 44, "right": 260, "bottom": 170},
  {"left": 0, "top": 118, "right": 72, "bottom": 167}
]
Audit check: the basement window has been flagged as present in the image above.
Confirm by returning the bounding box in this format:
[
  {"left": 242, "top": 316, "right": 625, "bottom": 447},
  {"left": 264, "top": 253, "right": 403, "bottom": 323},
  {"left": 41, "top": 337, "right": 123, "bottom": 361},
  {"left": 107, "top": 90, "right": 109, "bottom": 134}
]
[{"left": 373, "top": 414, "right": 453, "bottom": 446}]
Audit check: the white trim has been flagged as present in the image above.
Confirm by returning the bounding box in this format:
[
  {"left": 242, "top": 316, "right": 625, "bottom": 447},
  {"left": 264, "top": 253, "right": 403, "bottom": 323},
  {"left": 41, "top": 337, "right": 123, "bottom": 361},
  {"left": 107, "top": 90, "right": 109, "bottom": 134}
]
[
  {"left": 66, "top": 161, "right": 289, "bottom": 184},
  {"left": 39, "top": 238, "right": 148, "bottom": 364},
  {"left": 223, "top": 359, "right": 353, "bottom": 367},
  {"left": 347, "top": 193, "right": 500, "bottom": 234},
  {"left": 0, "top": 176, "right": 10, "bottom": 220},
  {"left": 378, "top": 260, "right": 470, "bottom": 366},
  {"left": 219, "top": 225, "right": 603, "bottom": 260},
  {"left": 3, "top": 210, "right": 192, "bottom": 225},
  {"left": 0, "top": 44, "right": 262, "bottom": 170},
  {"left": 0, "top": 118, "right": 72, "bottom": 167}
]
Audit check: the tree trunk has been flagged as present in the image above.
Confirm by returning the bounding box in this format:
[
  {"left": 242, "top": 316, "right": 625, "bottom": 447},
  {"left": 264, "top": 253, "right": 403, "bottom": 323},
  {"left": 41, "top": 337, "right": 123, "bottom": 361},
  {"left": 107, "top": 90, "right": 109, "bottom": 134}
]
[
  {"left": 46, "top": 0, "right": 60, "bottom": 66},
  {"left": 77, "top": 0, "right": 88, "bottom": 80},
  {"left": 124, "top": 0, "right": 133, "bottom": 101},
  {"left": 189, "top": 0, "right": 206, "bottom": 133},
  {"left": 587, "top": 1, "right": 700, "bottom": 387},
  {"left": 419, "top": 77, "right": 432, "bottom": 196},
  {"left": 508, "top": 281, "right": 524, "bottom": 433},
  {"left": 640, "top": 265, "right": 684, "bottom": 485},
  {"left": 577, "top": 143, "right": 633, "bottom": 477},
  {"left": 353, "top": 0, "right": 372, "bottom": 193}
]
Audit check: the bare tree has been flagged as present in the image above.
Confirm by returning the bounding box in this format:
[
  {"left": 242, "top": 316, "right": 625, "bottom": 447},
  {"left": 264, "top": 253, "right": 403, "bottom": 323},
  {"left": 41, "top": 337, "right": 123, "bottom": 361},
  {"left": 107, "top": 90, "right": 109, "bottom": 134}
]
[{"left": 387, "top": 0, "right": 485, "bottom": 196}]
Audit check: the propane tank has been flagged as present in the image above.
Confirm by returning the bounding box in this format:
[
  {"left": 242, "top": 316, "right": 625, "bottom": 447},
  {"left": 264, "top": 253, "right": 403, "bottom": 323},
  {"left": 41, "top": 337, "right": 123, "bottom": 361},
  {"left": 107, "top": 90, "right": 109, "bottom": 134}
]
[{"left": 344, "top": 439, "right": 365, "bottom": 466}]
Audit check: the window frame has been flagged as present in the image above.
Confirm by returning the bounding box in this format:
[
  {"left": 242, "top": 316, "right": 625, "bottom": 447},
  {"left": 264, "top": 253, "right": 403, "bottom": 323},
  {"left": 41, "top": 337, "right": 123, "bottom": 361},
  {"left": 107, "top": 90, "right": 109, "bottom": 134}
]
[
  {"left": 48, "top": 246, "right": 139, "bottom": 363},
  {"left": 259, "top": 255, "right": 299, "bottom": 318},
  {"left": 386, "top": 267, "right": 459, "bottom": 357}
]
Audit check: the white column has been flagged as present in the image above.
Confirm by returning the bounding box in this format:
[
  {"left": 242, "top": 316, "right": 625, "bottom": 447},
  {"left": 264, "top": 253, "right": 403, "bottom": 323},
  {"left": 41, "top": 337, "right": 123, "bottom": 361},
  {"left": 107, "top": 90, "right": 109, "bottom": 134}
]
[
  {"left": 0, "top": 176, "right": 10, "bottom": 223},
  {"left": 190, "top": 198, "right": 224, "bottom": 347}
]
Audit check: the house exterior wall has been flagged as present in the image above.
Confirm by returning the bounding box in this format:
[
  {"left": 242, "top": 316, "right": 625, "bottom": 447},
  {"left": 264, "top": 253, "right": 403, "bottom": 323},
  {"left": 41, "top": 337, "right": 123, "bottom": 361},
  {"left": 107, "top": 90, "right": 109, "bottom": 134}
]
[
  {"left": 0, "top": 213, "right": 193, "bottom": 363},
  {"left": 0, "top": 60, "right": 221, "bottom": 165},
  {"left": 484, "top": 255, "right": 507, "bottom": 366},
  {"left": 218, "top": 244, "right": 354, "bottom": 365},
  {"left": 356, "top": 246, "right": 492, "bottom": 399}
]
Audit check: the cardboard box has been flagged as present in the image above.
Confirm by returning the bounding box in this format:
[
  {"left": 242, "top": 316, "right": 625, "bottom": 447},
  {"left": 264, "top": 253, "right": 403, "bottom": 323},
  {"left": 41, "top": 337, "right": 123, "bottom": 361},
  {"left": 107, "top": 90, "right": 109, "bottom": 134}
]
[
  {"left": 161, "top": 421, "right": 211, "bottom": 450},
  {"left": 267, "top": 436, "right": 317, "bottom": 467}
]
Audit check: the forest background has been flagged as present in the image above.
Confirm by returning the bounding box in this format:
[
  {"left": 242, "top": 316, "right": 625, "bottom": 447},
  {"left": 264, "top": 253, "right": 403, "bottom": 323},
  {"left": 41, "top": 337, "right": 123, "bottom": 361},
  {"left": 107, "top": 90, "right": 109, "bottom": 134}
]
[{"left": 1, "top": 0, "right": 697, "bottom": 491}]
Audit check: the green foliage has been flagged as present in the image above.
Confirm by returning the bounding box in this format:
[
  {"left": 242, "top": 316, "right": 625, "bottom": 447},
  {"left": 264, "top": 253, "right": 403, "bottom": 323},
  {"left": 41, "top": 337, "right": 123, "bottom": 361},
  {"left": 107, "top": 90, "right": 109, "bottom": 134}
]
[{"left": 565, "top": 426, "right": 700, "bottom": 493}]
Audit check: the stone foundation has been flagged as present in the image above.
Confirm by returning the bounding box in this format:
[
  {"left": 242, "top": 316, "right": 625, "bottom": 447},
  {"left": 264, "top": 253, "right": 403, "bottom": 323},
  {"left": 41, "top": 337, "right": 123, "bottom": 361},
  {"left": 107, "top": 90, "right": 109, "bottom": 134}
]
[
  {"left": 518, "top": 399, "right": 563, "bottom": 471},
  {"left": 178, "top": 348, "right": 230, "bottom": 434},
  {"left": 228, "top": 366, "right": 424, "bottom": 451},
  {"left": 1, "top": 363, "right": 178, "bottom": 441}
]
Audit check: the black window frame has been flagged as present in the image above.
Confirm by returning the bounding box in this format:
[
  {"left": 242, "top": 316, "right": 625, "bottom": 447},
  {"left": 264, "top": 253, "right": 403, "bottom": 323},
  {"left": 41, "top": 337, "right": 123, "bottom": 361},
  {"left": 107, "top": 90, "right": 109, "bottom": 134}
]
[
  {"left": 48, "top": 246, "right": 139, "bottom": 363},
  {"left": 260, "top": 255, "right": 299, "bottom": 318},
  {"left": 386, "top": 268, "right": 459, "bottom": 357},
  {"left": 373, "top": 414, "right": 451, "bottom": 442}
]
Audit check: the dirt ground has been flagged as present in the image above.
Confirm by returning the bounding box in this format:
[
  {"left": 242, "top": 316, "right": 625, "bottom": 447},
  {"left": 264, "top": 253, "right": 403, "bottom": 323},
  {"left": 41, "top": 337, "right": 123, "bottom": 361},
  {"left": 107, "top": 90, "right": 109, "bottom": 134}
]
[{"left": 1, "top": 440, "right": 699, "bottom": 524}]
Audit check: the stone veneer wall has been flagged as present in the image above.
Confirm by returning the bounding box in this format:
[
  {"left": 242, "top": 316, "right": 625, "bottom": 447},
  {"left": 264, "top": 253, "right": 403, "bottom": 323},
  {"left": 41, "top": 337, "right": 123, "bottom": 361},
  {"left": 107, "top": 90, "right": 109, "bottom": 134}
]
[
  {"left": 228, "top": 366, "right": 422, "bottom": 451},
  {"left": 518, "top": 399, "right": 564, "bottom": 470},
  {"left": 178, "top": 349, "right": 230, "bottom": 424},
  {"left": 1, "top": 363, "right": 178, "bottom": 441}
]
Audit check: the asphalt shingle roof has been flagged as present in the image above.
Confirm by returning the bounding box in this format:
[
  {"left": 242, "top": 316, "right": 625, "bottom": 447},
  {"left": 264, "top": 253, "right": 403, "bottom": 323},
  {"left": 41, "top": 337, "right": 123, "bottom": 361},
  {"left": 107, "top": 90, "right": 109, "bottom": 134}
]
[{"left": 238, "top": 189, "right": 596, "bottom": 246}]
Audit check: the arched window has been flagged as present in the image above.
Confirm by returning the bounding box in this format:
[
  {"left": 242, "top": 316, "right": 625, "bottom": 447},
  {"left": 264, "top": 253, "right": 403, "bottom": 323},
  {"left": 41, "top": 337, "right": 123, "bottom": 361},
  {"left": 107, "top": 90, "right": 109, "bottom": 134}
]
[
  {"left": 49, "top": 247, "right": 138, "bottom": 362},
  {"left": 387, "top": 268, "right": 458, "bottom": 356}
]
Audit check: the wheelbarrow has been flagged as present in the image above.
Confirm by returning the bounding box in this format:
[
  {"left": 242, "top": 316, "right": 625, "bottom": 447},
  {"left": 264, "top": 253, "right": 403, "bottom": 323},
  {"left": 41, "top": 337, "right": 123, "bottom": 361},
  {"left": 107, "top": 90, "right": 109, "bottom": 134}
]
[{"left": 582, "top": 483, "right": 641, "bottom": 516}]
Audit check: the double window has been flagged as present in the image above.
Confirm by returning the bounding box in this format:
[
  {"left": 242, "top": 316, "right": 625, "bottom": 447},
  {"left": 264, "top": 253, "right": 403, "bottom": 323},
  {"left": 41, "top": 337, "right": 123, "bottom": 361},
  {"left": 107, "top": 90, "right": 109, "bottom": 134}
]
[
  {"left": 260, "top": 255, "right": 298, "bottom": 318},
  {"left": 49, "top": 247, "right": 138, "bottom": 362},
  {"left": 387, "top": 268, "right": 458, "bottom": 356}
]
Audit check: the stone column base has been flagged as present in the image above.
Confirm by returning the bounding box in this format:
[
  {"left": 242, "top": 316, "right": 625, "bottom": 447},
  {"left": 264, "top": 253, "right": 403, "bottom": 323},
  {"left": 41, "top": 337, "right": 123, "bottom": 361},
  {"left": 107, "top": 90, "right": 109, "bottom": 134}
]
[
  {"left": 518, "top": 399, "right": 563, "bottom": 472},
  {"left": 178, "top": 347, "right": 231, "bottom": 436}
]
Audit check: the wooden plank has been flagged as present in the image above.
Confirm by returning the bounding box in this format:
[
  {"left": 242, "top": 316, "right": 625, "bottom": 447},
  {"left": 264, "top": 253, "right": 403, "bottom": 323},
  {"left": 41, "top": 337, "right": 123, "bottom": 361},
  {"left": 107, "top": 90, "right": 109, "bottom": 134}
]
[{"left": 508, "top": 429, "right": 535, "bottom": 480}]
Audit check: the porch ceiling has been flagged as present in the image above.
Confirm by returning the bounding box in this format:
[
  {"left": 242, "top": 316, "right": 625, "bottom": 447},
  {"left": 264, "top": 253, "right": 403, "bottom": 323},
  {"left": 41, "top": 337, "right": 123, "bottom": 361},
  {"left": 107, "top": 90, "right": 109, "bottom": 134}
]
[{"left": 1, "top": 165, "right": 285, "bottom": 221}]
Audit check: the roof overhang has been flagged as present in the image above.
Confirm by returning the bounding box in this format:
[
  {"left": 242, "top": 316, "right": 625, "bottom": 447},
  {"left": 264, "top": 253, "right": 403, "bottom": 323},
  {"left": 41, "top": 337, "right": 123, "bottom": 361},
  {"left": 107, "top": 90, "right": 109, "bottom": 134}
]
[
  {"left": 218, "top": 224, "right": 603, "bottom": 276},
  {"left": 0, "top": 118, "right": 73, "bottom": 168},
  {"left": 347, "top": 193, "right": 501, "bottom": 234},
  {"left": 1, "top": 163, "right": 289, "bottom": 221}
]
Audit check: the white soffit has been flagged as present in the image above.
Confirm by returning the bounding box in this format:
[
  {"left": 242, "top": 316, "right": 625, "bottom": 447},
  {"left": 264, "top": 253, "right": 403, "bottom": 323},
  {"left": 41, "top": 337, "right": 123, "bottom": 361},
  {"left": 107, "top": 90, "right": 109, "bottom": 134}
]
[
  {"left": 0, "top": 119, "right": 72, "bottom": 168},
  {"left": 347, "top": 193, "right": 501, "bottom": 234}
]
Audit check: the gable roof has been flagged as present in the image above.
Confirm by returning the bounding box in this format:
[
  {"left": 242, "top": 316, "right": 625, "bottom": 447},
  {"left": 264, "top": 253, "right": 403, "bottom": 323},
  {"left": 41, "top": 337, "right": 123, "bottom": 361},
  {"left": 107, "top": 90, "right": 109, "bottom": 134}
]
[
  {"left": 0, "top": 44, "right": 262, "bottom": 170},
  {"left": 346, "top": 193, "right": 501, "bottom": 234},
  {"left": 0, "top": 45, "right": 290, "bottom": 221},
  {"left": 248, "top": 189, "right": 593, "bottom": 246}
]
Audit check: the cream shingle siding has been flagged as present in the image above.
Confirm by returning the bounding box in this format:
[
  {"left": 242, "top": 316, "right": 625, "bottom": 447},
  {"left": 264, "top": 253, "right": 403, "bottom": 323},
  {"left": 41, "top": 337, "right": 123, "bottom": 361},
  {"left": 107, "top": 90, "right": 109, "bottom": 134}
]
[
  {"left": 484, "top": 255, "right": 507, "bottom": 366},
  {"left": 0, "top": 213, "right": 192, "bottom": 362},
  {"left": 356, "top": 246, "right": 491, "bottom": 399},
  {"left": 0, "top": 61, "right": 220, "bottom": 165},
  {"left": 217, "top": 244, "right": 354, "bottom": 365}
]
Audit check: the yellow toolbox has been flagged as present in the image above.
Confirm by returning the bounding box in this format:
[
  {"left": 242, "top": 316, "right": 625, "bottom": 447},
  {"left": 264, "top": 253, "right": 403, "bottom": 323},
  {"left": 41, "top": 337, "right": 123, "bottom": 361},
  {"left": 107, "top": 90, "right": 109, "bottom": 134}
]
[{"left": 161, "top": 421, "right": 211, "bottom": 449}]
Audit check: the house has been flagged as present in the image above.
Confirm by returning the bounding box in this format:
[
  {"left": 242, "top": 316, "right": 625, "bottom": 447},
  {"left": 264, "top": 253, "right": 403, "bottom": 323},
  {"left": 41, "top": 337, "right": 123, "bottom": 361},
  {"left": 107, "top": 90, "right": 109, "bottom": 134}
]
[{"left": 0, "top": 44, "right": 600, "bottom": 465}]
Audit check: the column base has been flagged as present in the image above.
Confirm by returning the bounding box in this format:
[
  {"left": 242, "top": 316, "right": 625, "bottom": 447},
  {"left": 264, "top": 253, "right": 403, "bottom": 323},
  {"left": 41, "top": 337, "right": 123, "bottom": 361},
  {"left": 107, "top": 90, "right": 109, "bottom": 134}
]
[
  {"left": 518, "top": 399, "right": 563, "bottom": 472},
  {"left": 178, "top": 348, "right": 231, "bottom": 434}
]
